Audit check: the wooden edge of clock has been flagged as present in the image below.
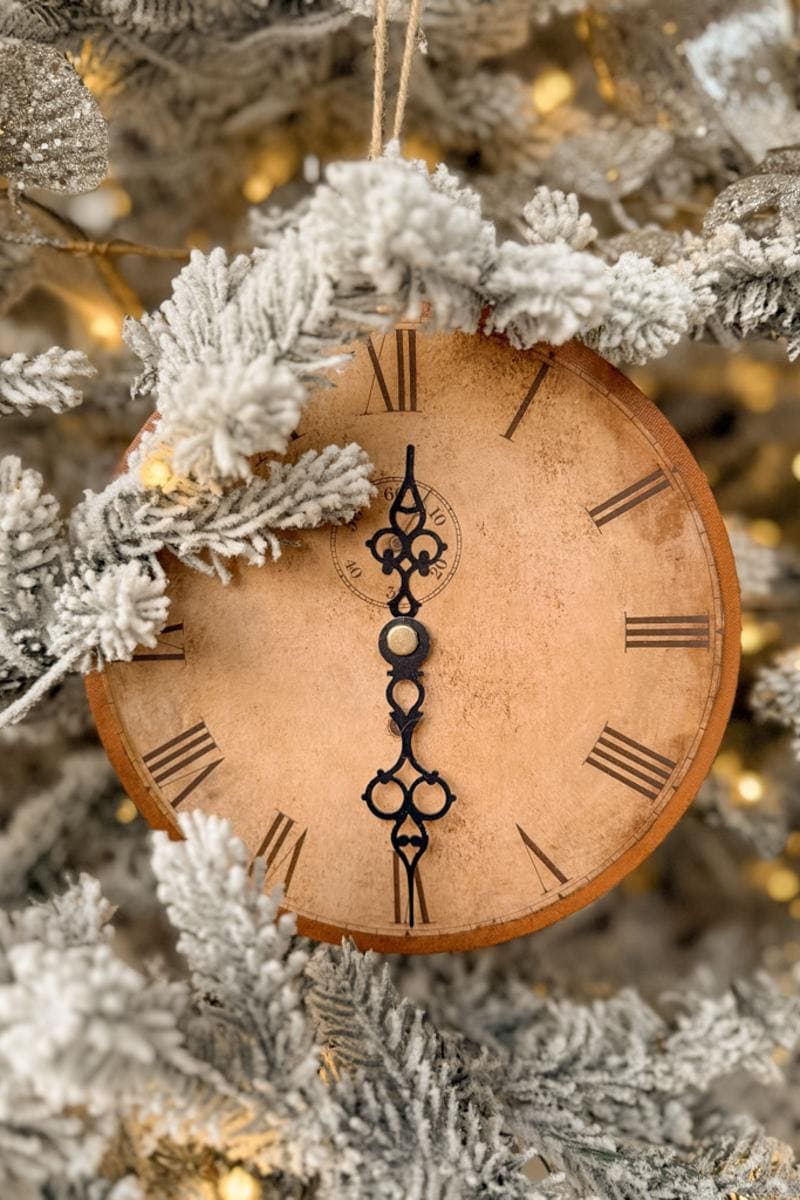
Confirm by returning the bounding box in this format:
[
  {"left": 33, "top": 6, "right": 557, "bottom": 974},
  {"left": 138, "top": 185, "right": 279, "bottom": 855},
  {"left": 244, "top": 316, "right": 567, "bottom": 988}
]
[{"left": 85, "top": 333, "right": 741, "bottom": 956}]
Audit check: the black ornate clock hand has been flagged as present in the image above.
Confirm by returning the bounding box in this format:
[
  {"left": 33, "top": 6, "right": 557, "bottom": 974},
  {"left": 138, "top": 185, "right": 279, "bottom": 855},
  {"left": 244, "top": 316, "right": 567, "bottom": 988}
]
[{"left": 362, "top": 445, "right": 456, "bottom": 927}]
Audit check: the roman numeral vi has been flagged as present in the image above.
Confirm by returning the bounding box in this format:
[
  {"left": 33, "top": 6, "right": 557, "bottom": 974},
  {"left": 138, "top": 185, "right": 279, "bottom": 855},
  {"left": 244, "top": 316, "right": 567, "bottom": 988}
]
[
  {"left": 141, "top": 719, "right": 223, "bottom": 808},
  {"left": 393, "top": 854, "right": 430, "bottom": 924}
]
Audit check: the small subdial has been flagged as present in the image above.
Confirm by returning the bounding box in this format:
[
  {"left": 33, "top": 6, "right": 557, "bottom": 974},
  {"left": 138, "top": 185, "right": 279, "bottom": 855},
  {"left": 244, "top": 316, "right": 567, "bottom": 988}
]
[{"left": 331, "top": 476, "right": 462, "bottom": 608}]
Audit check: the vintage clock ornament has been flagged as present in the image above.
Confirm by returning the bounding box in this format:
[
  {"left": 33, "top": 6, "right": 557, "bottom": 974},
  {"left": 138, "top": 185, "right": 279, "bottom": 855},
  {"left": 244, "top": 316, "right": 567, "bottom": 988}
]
[{"left": 87, "top": 328, "right": 740, "bottom": 953}]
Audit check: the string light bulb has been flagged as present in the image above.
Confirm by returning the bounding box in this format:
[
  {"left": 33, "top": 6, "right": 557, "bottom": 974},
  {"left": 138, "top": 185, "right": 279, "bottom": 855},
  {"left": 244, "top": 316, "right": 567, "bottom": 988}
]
[
  {"left": 747, "top": 518, "right": 782, "bottom": 548},
  {"left": 218, "top": 1167, "right": 261, "bottom": 1200},
  {"left": 736, "top": 771, "right": 765, "bottom": 805},
  {"left": 115, "top": 798, "right": 138, "bottom": 824},
  {"left": 243, "top": 134, "right": 300, "bottom": 204},
  {"left": 531, "top": 68, "right": 575, "bottom": 115},
  {"left": 766, "top": 866, "right": 800, "bottom": 902}
]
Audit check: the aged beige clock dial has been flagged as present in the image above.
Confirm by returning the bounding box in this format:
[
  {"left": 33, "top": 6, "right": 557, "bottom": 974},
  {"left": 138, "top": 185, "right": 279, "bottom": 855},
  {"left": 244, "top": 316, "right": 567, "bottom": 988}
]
[{"left": 88, "top": 328, "right": 740, "bottom": 953}]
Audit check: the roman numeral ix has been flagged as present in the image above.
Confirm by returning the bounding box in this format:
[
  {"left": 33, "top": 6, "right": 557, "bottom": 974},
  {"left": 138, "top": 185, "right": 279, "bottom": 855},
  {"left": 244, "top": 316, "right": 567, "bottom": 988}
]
[
  {"left": 517, "top": 825, "right": 567, "bottom": 894},
  {"left": 393, "top": 854, "right": 430, "bottom": 924},
  {"left": 141, "top": 719, "right": 223, "bottom": 808},
  {"left": 501, "top": 361, "right": 551, "bottom": 441},
  {"left": 586, "top": 725, "right": 676, "bottom": 801},
  {"left": 366, "top": 328, "right": 418, "bottom": 412},
  {"left": 251, "top": 810, "right": 308, "bottom": 895},
  {"left": 625, "top": 614, "right": 710, "bottom": 649},
  {"left": 132, "top": 622, "right": 185, "bottom": 662},
  {"left": 588, "top": 468, "right": 671, "bottom": 528}
]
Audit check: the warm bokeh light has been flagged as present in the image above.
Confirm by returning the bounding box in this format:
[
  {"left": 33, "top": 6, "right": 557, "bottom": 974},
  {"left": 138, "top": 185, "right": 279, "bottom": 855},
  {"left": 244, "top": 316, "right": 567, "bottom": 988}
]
[
  {"left": 401, "top": 134, "right": 442, "bottom": 172},
  {"left": 736, "top": 772, "right": 765, "bottom": 805},
  {"left": 218, "top": 1167, "right": 261, "bottom": 1200},
  {"left": 87, "top": 309, "right": 123, "bottom": 347},
  {"left": 740, "top": 614, "right": 780, "bottom": 655},
  {"left": 766, "top": 866, "right": 800, "bottom": 902},
  {"left": 531, "top": 68, "right": 576, "bottom": 115},
  {"left": 115, "top": 798, "right": 138, "bottom": 825},
  {"left": 747, "top": 518, "right": 782, "bottom": 548},
  {"left": 243, "top": 134, "right": 300, "bottom": 204}
]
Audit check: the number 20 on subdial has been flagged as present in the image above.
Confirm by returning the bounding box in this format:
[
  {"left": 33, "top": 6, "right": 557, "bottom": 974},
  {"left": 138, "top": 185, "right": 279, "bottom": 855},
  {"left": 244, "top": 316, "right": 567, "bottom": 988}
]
[{"left": 331, "top": 477, "right": 462, "bottom": 607}]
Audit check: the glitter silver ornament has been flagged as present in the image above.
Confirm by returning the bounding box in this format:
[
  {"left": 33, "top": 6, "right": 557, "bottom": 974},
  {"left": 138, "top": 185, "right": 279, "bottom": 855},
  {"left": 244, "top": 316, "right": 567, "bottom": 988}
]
[
  {"left": 585, "top": 0, "right": 800, "bottom": 176},
  {"left": 542, "top": 117, "right": 674, "bottom": 202},
  {"left": 704, "top": 145, "right": 800, "bottom": 236},
  {"left": 0, "top": 40, "right": 108, "bottom": 192}
]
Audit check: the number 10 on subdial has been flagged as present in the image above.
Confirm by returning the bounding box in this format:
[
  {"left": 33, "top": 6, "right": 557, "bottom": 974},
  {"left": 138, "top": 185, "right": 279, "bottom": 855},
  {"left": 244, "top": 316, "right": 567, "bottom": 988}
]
[{"left": 331, "top": 477, "right": 463, "bottom": 608}]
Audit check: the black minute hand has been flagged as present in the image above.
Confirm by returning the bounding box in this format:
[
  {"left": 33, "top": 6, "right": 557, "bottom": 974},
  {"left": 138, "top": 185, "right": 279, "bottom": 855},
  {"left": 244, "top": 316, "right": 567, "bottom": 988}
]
[{"left": 362, "top": 445, "right": 456, "bottom": 928}]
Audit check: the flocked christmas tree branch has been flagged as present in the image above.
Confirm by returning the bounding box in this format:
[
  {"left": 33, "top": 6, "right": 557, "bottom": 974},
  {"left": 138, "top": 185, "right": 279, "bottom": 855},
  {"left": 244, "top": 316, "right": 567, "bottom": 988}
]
[{"left": 2, "top": 812, "right": 799, "bottom": 1199}]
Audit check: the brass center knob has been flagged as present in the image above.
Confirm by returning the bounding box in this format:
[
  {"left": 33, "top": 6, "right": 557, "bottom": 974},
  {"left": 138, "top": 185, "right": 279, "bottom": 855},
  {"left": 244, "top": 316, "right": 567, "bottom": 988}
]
[{"left": 386, "top": 622, "right": 419, "bottom": 656}]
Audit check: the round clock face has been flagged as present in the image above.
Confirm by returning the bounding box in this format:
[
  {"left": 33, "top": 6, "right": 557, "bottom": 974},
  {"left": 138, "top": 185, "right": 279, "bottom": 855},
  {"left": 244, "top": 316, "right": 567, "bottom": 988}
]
[{"left": 87, "top": 329, "right": 740, "bottom": 953}]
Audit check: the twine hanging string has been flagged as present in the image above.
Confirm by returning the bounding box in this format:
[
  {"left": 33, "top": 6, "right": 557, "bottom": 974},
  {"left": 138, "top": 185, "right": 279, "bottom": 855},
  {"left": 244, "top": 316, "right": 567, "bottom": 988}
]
[
  {"left": 369, "top": 0, "right": 425, "bottom": 159},
  {"left": 369, "top": 0, "right": 389, "bottom": 159}
]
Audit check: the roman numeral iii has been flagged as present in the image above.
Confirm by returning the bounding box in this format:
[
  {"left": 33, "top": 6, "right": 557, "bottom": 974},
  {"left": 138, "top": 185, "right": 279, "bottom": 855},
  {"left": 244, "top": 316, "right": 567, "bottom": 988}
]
[
  {"left": 251, "top": 810, "right": 308, "bottom": 895},
  {"left": 501, "top": 361, "right": 551, "bottom": 440},
  {"left": 141, "top": 719, "right": 223, "bottom": 808},
  {"left": 132, "top": 622, "right": 185, "bottom": 661},
  {"left": 586, "top": 725, "right": 676, "bottom": 800},
  {"left": 366, "top": 328, "right": 418, "bottom": 412},
  {"left": 625, "top": 614, "right": 710, "bottom": 649},
  {"left": 517, "top": 825, "right": 567, "bottom": 893},
  {"left": 589, "top": 468, "right": 670, "bottom": 528},
  {"left": 393, "top": 854, "right": 430, "bottom": 924}
]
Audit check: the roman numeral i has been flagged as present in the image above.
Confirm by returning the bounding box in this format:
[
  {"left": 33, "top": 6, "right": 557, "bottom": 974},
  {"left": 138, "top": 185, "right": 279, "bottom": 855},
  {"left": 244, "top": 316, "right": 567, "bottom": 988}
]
[
  {"left": 393, "top": 854, "right": 430, "bottom": 925},
  {"left": 133, "top": 622, "right": 185, "bottom": 662},
  {"left": 366, "top": 328, "right": 418, "bottom": 412},
  {"left": 251, "top": 810, "right": 308, "bottom": 895},
  {"left": 625, "top": 614, "right": 710, "bottom": 649},
  {"left": 501, "top": 361, "right": 551, "bottom": 441},
  {"left": 586, "top": 725, "right": 676, "bottom": 801},
  {"left": 589, "top": 468, "right": 671, "bottom": 528},
  {"left": 142, "top": 719, "right": 223, "bottom": 808}
]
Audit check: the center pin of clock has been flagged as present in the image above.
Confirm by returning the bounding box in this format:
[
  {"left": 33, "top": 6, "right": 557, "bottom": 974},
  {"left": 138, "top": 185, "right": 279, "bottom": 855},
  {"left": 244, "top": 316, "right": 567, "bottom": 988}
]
[{"left": 385, "top": 622, "right": 419, "bottom": 656}]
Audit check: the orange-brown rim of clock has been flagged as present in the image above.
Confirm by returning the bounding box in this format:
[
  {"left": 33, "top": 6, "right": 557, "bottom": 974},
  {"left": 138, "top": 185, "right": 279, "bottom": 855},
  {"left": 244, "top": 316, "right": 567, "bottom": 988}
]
[{"left": 85, "top": 333, "right": 741, "bottom": 955}]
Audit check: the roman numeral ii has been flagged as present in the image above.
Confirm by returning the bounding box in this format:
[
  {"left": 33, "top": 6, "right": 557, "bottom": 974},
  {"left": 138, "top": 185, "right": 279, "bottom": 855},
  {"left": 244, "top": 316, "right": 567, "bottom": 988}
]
[
  {"left": 141, "top": 719, "right": 223, "bottom": 808},
  {"left": 586, "top": 725, "right": 676, "bottom": 801},
  {"left": 366, "top": 328, "right": 418, "bottom": 412},
  {"left": 625, "top": 614, "right": 710, "bottom": 649}
]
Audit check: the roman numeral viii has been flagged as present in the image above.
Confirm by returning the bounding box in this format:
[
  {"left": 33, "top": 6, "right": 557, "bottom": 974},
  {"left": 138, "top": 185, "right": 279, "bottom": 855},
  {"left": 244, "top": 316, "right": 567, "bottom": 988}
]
[
  {"left": 589, "top": 468, "right": 671, "bottom": 528},
  {"left": 251, "top": 810, "right": 308, "bottom": 895},
  {"left": 517, "top": 825, "right": 567, "bottom": 893},
  {"left": 366, "top": 328, "right": 418, "bottom": 412},
  {"left": 141, "top": 719, "right": 223, "bottom": 808},
  {"left": 586, "top": 725, "right": 676, "bottom": 801},
  {"left": 393, "top": 854, "right": 430, "bottom": 925},
  {"left": 132, "top": 622, "right": 185, "bottom": 662},
  {"left": 625, "top": 614, "right": 710, "bottom": 649},
  {"left": 501, "top": 361, "right": 551, "bottom": 440}
]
